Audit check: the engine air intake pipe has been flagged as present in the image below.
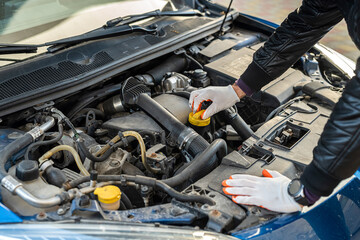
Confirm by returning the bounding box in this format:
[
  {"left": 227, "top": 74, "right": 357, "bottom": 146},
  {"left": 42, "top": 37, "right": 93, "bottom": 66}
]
[
  {"left": 122, "top": 77, "right": 227, "bottom": 186},
  {"left": 136, "top": 55, "right": 189, "bottom": 85}
]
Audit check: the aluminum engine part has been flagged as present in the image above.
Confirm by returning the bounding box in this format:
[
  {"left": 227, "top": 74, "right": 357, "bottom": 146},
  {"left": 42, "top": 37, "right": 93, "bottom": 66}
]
[
  {"left": 145, "top": 143, "right": 175, "bottom": 177},
  {"left": 83, "top": 146, "right": 130, "bottom": 175},
  {"left": 154, "top": 94, "right": 191, "bottom": 124},
  {"left": 162, "top": 72, "right": 191, "bottom": 92}
]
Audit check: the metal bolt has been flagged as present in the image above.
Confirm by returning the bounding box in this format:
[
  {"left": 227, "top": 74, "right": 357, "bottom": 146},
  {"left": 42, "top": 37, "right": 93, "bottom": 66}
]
[
  {"left": 141, "top": 185, "right": 149, "bottom": 193},
  {"left": 57, "top": 208, "right": 65, "bottom": 215},
  {"left": 109, "top": 160, "right": 120, "bottom": 167},
  {"left": 210, "top": 210, "right": 221, "bottom": 217},
  {"left": 201, "top": 204, "right": 209, "bottom": 210},
  {"left": 37, "top": 212, "right": 47, "bottom": 220}
]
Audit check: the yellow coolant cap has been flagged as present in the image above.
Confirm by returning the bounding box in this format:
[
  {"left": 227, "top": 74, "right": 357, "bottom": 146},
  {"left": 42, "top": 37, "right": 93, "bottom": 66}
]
[
  {"left": 94, "top": 185, "right": 121, "bottom": 204},
  {"left": 188, "top": 110, "right": 210, "bottom": 127}
]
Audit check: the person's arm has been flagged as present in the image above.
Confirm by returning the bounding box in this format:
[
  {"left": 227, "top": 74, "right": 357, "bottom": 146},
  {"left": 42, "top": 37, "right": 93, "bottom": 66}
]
[
  {"left": 191, "top": 0, "right": 343, "bottom": 116},
  {"left": 222, "top": 0, "right": 360, "bottom": 212},
  {"left": 238, "top": 0, "right": 343, "bottom": 94},
  {"left": 224, "top": 0, "right": 360, "bottom": 209}
]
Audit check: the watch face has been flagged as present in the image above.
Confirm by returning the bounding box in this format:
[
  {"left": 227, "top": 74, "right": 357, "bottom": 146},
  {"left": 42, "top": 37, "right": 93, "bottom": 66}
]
[{"left": 288, "top": 179, "right": 302, "bottom": 196}]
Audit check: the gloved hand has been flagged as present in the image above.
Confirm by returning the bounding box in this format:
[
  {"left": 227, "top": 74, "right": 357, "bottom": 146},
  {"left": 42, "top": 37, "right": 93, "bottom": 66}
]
[
  {"left": 222, "top": 169, "right": 302, "bottom": 213},
  {"left": 189, "top": 85, "right": 240, "bottom": 119}
]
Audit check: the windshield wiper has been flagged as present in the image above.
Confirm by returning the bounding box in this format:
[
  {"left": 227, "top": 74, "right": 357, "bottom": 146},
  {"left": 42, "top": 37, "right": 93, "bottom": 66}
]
[
  {"left": 0, "top": 44, "right": 39, "bottom": 54},
  {"left": 0, "top": 24, "right": 157, "bottom": 55},
  {"left": 0, "top": 9, "right": 204, "bottom": 55},
  {"left": 105, "top": 9, "right": 203, "bottom": 28},
  {"left": 0, "top": 9, "right": 203, "bottom": 55}
]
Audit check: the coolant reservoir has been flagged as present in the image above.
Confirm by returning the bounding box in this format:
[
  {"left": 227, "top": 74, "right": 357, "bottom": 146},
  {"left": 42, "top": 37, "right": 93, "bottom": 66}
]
[
  {"left": 94, "top": 185, "right": 121, "bottom": 210},
  {"left": 188, "top": 110, "right": 211, "bottom": 137},
  {"left": 1, "top": 165, "right": 62, "bottom": 216}
]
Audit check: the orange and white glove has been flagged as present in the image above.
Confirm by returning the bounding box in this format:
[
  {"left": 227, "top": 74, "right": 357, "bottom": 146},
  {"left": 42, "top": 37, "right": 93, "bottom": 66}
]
[
  {"left": 222, "top": 169, "right": 302, "bottom": 213},
  {"left": 189, "top": 85, "right": 240, "bottom": 119}
]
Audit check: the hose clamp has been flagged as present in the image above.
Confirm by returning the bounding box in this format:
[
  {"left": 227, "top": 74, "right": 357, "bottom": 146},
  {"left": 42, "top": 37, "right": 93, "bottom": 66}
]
[
  {"left": 39, "top": 160, "right": 54, "bottom": 172},
  {"left": 178, "top": 128, "right": 198, "bottom": 150},
  {"left": 118, "top": 131, "right": 124, "bottom": 139},
  {"left": 28, "top": 126, "right": 42, "bottom": 140},
  {"left": 1, "top": 176, "right": 22, "bottom": 193}
]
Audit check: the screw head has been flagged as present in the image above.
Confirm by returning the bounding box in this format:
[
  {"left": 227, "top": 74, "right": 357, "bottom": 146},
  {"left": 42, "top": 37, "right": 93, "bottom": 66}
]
[
  {"left": 37, "top": 212, "right": 47, "bottom": 220},
  {"left": 141, "top": 185, "right": 149, "bottom": 192},
  {"left": 57, "top": 208, "right": 65, "bottom": 215}
]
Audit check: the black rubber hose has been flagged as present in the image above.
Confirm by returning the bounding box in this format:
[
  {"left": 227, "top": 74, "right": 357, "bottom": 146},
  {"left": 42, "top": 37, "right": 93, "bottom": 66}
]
[
  {"left": 44, "top": 165, "right": 67, "bottom": 188},
  {"left": 155, "top": 179, "right": 215, "bottom": 205},
  {"left": 187, "top": 135, "right": 211, "bottom": 158},
  {"left": 65, "top": 174, "right": 215, "bottom": 206},
  {"left": 77, "top": 141, "right": 115, "bottom": 162},
  {"left": 121, "top": 192, "right": 133, "bottom": 209},
  {"left": 25, "top": 124, "right": 64, "bottom": 160},
  {"left": 71, "top": 108, "right": 105, "bottom": 121},
  {"left": 124, "top": 175, "right": 215, "bottom": 206},
  {"left": 0, "top": 133, "right": 34, "bottom": 180},
  {"left": 78, "top": 136, "right": 135, "bottom": 163},
  {"left": 223, "top": 109, "right": 254, "bottom": 140},
  {"left": 138, "top": 130, "right": 157, "bottom": 145},
  {"left": 146, "top": 55, "right": 188, "bottom": 85},
  {"left": 119, "top": 200, "right": 127, "bottom": 210},
  {"left": 162, "top": 139, "right": 227, "bottom": 187}
]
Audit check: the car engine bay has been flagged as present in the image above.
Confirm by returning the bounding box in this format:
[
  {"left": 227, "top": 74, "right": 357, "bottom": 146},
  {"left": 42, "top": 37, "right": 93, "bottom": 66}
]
[{"left": 0, "top": 13, "right": 351, "bottom": 234}]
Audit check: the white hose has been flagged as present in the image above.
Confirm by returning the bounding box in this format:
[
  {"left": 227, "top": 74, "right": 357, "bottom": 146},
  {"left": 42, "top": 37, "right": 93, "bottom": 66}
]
[
  {"left": 94, "top": 131, "right": 159, "bottom": 174},
  {"left": 123, "top": 131, "right": 160, "bottom": 174},
  {"left": 39, "top": 145, "right": 89, "bottom": 176}
]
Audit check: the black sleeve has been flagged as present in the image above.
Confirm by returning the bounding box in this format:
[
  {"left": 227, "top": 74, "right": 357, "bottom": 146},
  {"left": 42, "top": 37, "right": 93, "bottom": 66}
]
[
  {"left": 301, "top": 0, "right": 360, "bottom": 196},
  {"left": 240, "top": 0, "right": 343, "bottom": 91},
  {"left": 301, "top": 63, "right": 360, "bottom": 196}
]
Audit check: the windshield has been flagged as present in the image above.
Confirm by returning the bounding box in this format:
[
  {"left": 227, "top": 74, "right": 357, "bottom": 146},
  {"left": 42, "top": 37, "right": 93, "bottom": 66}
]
[
  {"left": 0, "top": 0, "right": 170, "bottom": 66},
  {"left": 0, "top": 0, "right": 170, "bottom": 40}
]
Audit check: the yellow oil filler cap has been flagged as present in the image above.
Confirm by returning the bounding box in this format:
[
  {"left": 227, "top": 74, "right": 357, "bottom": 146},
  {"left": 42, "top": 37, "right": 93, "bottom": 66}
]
[
  {"left": 188, "top": 110, "right": 210, "bottom": 127},
  {"left": 94, "top": 185, "right": 121, "bottom": 210}
]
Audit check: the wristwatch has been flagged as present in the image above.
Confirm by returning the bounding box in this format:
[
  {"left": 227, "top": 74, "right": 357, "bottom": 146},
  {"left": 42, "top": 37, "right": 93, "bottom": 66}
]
[{"left": 287, "top": 178, "right": 311, "bottom": 206}]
